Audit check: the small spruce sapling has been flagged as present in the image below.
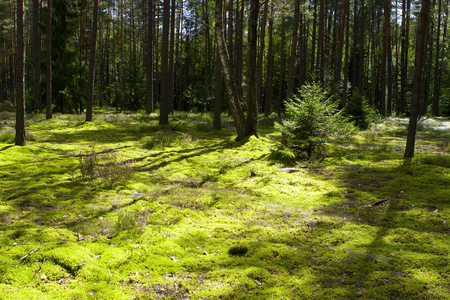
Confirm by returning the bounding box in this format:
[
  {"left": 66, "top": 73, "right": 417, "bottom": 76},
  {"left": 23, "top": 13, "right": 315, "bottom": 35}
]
[{"left": 275, "top": 82, "right": 354, "bottom": 159}]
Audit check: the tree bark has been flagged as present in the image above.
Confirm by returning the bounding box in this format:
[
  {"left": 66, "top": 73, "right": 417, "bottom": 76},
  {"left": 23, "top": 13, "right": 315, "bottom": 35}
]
[
  {"left": 246, "top": 0, "right": 259, "bottom": 137},
  {"left": 264, "top": 5, "right": 274, "bottom": 116},
  {"left": 86, "top": 0, "right": 99, "bottom": 122},
  {"left": 159, "top": 0, "right": 171, "bottom": 125},
  {"left": 31, "top": 0, "right": 41, "bottom": 112},
  {"left": 431, "top": 0, "right": 442, "bottom": 116},
  {"left": 256, "top": 1, "right": 268, "bottom": 111},
  {"left": 214, "top": 0, "right": 247, "bottom": 140},
  {"left": 286, "top": 0, "right": 301, "bottom": 99},
  {"left": 46, "top": 0, "right": 52, "bottom": 119},
  {"left": 168, "top": 0, "right": 176, "bottom": 113},
  {"left": 342, "top": 0, "right": 350, "bottom": 106},
  {"left": 277, "top": 15, "right": 285, "bottom": 116},
  {"left": 404, "top": 0, "right": 431, "bottom": 158},
  {"left": 15, "top": 0, "right": 25, "bottom": 146},
  {"left": 146, "top": 0, "right": 154, "bottom": 114}
]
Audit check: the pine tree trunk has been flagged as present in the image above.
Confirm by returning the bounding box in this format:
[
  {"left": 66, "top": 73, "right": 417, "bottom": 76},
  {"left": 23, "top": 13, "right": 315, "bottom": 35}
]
[
  {"left": 342, "top": 0, "right": 350, "bottom": 106},
  {"left": 168, "top": 0, "right": 176, "bottom": 113},
  {"left": 86, "top": 0, "right": 99, "bottom": 122},
  {"left": 46, "top": 0, "right": 52, "bottom": 120},
  {"left": 159, "top": 0, "right": 171, "bottom": 125},
  {"left": 146, "top": 0, "right": 154, "bottom": 114},
  {"left": 31, "top": 0, "right": 41, "bottom": 112},
  {"left": 432, "top": 0, "right": 442, "bottom": 116},
  {"left": 246, "top": 0, "right": 259, "bottom": 136},
  {"left": 286, "top": 0, "right": 300, "bottom": 99},
  {"left": 15, "top": 0, "right": 25, "bottom": 146},
  {"left": 264, "top": 5, "right": 274, "bottom": 116},
  {"left": 214, "top": 0, "right": 247, "bottom": 140},
  {"left": 277, "top": 16, "right": 285, "bottom": 116},
  {"left": 256, "top": 1, "right": 268, "bottom": 111},
  {"left": 404, "top": 0, "right": 431, "bottom": 158}
]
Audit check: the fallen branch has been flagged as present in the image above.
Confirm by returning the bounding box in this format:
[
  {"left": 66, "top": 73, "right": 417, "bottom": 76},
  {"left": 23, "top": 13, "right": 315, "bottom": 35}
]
[{"left": 19, "top": 246, "right": 41, "bottom": 261}]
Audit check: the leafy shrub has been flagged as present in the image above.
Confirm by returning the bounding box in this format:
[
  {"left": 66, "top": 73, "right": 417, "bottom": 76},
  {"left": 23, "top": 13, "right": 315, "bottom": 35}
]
[
  {"left": 79, "top": 145, "right": 134, "bottom": 186},
  {"left": 275, "top": 82, "right": 354, "bottom": 159}
]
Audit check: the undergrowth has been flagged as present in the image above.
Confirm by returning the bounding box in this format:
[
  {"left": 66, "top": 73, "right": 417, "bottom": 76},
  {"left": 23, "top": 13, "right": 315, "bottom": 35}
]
[{"left": 0, "top": 110, "right": 448, "bottom": 299}]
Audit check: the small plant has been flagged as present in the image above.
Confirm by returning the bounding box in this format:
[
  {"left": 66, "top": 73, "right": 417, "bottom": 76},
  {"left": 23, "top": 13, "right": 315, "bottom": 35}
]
[
  {"left": 79, "top": 145, "right": 134, "bottom": 186},
  {"left": 275, "top": 82, "right": 354, "bottom": 159},
  {"left": 0, "top": 128, "right": 14, "bottom": 143}
]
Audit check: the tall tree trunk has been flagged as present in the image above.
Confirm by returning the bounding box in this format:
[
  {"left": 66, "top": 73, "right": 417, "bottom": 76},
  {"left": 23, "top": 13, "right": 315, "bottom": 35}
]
[
  {"left": 86, "top": 0, "right": 99, "bottom": 122},
  {"left": 380, "top": 0, "right": 390, "bottom": 116},
  {"left": 46, "top": 0, "right": 52, "bottom": 119},
  {"left": 256, "top": 1, "right": 268, "bottom": 111},
  {"left": 432, "top": 0, "right": 442, "bottom": 116},
  {"left": 15, "top": 0, "right": 25, "bottom": 146},
  {"left": 404, "top": 0, "right": 431, "bottom": 158},
  {"left": 264, "top": 5, "right": 274, "bottom": 116},
  {"left": 246, "top": 0, "right": 259, "bottom": 136},
  {"left": 334, "top": 0, "right": 347, "bottom": 90},
  {"left": 310, "top": 0, "right": 317, "bottom": 80},
  {"left": 146, "top": 0, "right": 154, "bottom": 114},
  {"left": 98, "top": 15, "right": 104, "bottom": 107},
  {"left": 342, "top": 0, "right": 350, "bottom": 106},
  {"left": 316, "top": 0, "right": 325, "bottom": 81},
  {"left": 277, "top": 15, "right": 285, "bottom": 116},
  {"left": 286, "top": 0, "right": 301, "bottom": 99},
  {"left": 400, "top": 0, "right": 411, "bottom": 114},
  {"left": 159, "top": 0, "right": 171, "bottom": 125},
  {"left": 31, "top": 0, "right": 41, "bottom": 112},
  {"left": 120, "top": 0, "right": 125, "bottom": 111},
  {"left": 214, "top": 46, "right": 222, "bottom": 130},
  {"left": 203, "top": 0, "right": 211, "bottom": 108},
  {"left": 214, "top": 0, "right": 247, "bottom": 140},
  {"left": 168, "top": 0, "right": 176, "bottom": 113},
  {"left": 358, "top": 0, "right": 365, "bottom": 92}
]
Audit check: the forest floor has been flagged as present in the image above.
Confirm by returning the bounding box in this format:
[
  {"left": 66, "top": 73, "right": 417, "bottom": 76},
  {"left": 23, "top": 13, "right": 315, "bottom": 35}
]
[{"left": 0, "top": 110, "right": 449, "bottom": 299}]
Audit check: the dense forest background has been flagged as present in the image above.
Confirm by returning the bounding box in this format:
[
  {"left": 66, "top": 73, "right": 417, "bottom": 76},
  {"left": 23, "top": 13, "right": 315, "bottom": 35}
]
[{"left": 0, "top": 0, "right": 449, "bottom": 121}]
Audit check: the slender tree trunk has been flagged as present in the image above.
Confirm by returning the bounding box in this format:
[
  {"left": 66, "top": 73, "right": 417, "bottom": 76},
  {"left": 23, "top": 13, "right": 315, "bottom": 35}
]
[
  {"left": 357, "top": 0, "right": 364, "bottom": 92},
  {"left": 310, "top": 0, "right": 317, "bottom": 80},
  {"left": 286, "top": 0, "right": 300, "bottom": 99},
  {"left": 86, "top": 0, "right": 99, "bottom": 122},
  {"left": 379, "top": 0, "right": 390, "bottom": 116},
  {"left": 31, "top": 0, "right": 41, "bottom": 112},
  {"left": 168, "top": 0, "right": 176, "bottom": 113},
  {"left": 146, "top": 0, "right": 154, "bottom": 114},
  {"left": 159, "top": 0, "right": 171, "bottom": 125},
  {"left": 15, "top": 0, "right": 25, "bottom": 146},
  {"left": 400, "top": 0, "right": 410, "bottom": 114},
  {"left": 404, "top": 0, "right": 430, "bottom": 158},
  {"left": 214, "top": 45, "right": 222, "bottom": 130},
  {"left": 99, "top": 15, "right": 104, "bottom": 107},
  {"left": 256, "top": 1, "right": 268, "bottom": 111},
  {"left": 432, "top": 0, "right": 442, "bottom": 116},
  {"left": 316, "top": 0, "right": 325, "bottom": 80},
  {"left": 334, "top": 0, "right": 347, "bottom": 89},
  {"left": 46, "top": 0, "right": 52, "bottom": 119},
  {"left": 214, "top": 0, "right": 247, "bottom": 140},
  {"left": 120, "top": 0, "right": 125, "bottom": 111},
  {"left": 342, "top": 0, "right": 350, "bottom": 106},
  {"left": 246, "top": 0, "right": 259, "bottom": 136},
  {"left": 277, "top": 16, "right": 285, "bottom": 116},
  {"left": 264, "top": 5, "right": 274, "bottom": 116}
]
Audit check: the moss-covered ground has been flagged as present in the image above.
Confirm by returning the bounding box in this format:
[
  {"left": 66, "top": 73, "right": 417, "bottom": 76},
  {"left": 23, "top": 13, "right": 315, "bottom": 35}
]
[{"left": 0, "top": 111, "right": 449, "bottom": 299}]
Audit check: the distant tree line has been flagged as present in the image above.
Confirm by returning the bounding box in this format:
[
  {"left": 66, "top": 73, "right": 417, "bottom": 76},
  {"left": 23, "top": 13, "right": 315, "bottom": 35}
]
[{"left": 0, "top": 0, "right": 449, "bottom": 131}]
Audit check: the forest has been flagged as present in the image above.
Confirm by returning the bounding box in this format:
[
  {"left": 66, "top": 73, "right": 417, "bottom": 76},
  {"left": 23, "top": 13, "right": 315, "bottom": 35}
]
[{"left": 0, "top": 0, "right": 449, "bottom": 299}]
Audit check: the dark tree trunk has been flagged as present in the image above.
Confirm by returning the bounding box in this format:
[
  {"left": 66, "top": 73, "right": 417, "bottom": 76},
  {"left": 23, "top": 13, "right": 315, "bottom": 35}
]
[
  {"left": 400, "top": 0, "right": 411, "bottom": 114},
  {"left": 146, "top": 0, "right": 154, "bottom": 114},
  {"left": 46, "top": 0, "right": 52, "bottom": 119},
  {"left": 358, "top": 0, "right": 364, "bottom": 92},
  {"left": 310, "top": 0, "right": 317, "bottom": 80},
  {"left": 86, "top": 0, "right": 99, "bottom": 122},
  {"left": 246, "top": 0, "right": 259, "bottom": 137},
  {"left": 342, "top": 0, "right": 350, "bottom": 106},
  {"left": 264, "top": 5, "right": 274, "bottom": 116},
  {"left": 432, "top": 0, "right": 442, "bottom": 116},
  {"left": 380, "top": 0, "right": 390, "bottom": 116},
  {"left": 404, "top": 0, "right": 431, "bottom": 158},
  {"left": 286, "top": 0, "right": 301, "bottom": 99},
  {"left": 277, "top": 16, "right": 285, "bottom": 116},
  {"left": 214, "top": 0, "right": 247, "bottom": 140},
  {"left": 159, "top": 0, "right": 171, "bottom": 125},
  {"left": 214, "top": 46, "right": 222, "bottom": 130},
  {"left": 316, "top": 0, "right": 325, "bottom": 80},
  {"left": 15, "top": 0, "right": 25, "bottom": 146},
  {"left": 256, "top": 1, "right": 268, "bottom": 111},
  {"left": 31, "top": 0, "right": 41, "bottom": 112},
  {"left": 168, "top": 0, "right": 176, "bottom": 113}
]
